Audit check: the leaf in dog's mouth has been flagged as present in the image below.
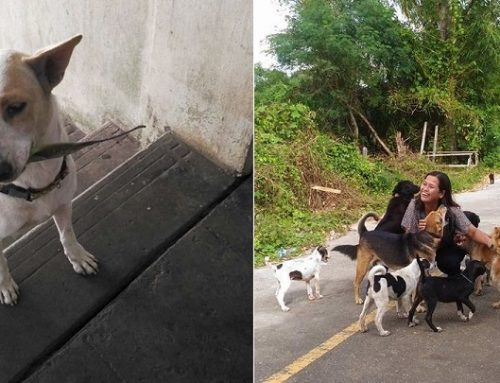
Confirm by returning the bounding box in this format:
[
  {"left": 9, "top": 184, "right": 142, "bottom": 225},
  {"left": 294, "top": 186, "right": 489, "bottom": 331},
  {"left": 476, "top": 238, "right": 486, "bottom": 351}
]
[{"left": 28, "top": 125, "right": 145, "bottom": 163}]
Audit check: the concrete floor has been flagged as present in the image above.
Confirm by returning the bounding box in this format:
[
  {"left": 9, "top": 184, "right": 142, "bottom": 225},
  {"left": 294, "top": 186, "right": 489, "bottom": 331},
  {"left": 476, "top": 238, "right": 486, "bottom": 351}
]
[{"left": 0, "top": 126, "right": 252, "bottom": 382}]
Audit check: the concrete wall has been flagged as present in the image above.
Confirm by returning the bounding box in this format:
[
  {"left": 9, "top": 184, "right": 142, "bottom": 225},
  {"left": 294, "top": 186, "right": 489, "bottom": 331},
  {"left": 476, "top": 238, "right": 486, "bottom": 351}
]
[{"left": 0, "top": 0, "right": 253, "bottom": 174}]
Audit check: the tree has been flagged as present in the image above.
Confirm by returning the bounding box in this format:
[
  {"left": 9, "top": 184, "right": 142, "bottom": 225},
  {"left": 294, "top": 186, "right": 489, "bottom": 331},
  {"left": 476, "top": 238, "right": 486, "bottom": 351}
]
[
  {"left": 391, "top": 0, "right": 500, "bottom": 151},
  {"left": 269, "top": 0, "right": 416, "bottom": 155}
]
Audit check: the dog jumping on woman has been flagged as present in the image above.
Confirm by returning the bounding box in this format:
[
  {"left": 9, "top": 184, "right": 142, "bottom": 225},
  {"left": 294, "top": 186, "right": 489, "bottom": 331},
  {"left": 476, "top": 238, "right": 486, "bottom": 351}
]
[
  {"left": 408, "top": 257, "right": 486, "bottom": 332},
  {"left": 332, "top": 180, "right": 419, "bottom": 259},
  {"left": 359, "top": 257, "right": 429, "bottom": 336},
  {"left": 0, "top": 35, "right": 98, "bottom": 305},
  {"left": 266, "top": 246, "right": 329, "bottom": 312}
]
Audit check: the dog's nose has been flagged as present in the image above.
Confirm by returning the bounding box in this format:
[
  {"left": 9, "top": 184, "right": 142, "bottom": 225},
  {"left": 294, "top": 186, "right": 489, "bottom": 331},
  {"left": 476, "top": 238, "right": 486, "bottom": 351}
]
[{"left": 0, "top": 161, "right": 14, "bottom": 181}]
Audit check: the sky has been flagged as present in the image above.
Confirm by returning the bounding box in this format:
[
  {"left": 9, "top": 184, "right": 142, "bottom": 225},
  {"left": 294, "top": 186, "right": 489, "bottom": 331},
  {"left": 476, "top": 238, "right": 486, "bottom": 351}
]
[{"left": 253, "top": 0, "right": 290, "bottom": 68}]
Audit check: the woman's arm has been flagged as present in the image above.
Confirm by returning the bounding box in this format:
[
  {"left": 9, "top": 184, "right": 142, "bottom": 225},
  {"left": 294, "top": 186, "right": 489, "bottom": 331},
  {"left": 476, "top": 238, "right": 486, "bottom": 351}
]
[{"left": 467, "top": 225, "right": 494, "bottom": 248}]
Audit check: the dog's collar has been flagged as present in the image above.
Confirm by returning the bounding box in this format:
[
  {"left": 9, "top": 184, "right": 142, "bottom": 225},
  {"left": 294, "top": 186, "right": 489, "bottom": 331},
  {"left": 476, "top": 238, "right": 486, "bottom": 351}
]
[
  {"left": 460, "top": 273, "right": 473, "bottom": 284},
  {"left": 0, "top": 157, "right": 69, "bottom": 202}
]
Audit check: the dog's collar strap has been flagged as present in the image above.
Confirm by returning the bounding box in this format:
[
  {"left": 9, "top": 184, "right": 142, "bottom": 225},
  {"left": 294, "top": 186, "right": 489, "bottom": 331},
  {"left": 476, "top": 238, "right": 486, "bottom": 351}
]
[
  {"left": 461, "top": 273, "right": 473, "bottom": 284},
  {"left": 0, "top": 157, "right": 69, "bottom": 202}
]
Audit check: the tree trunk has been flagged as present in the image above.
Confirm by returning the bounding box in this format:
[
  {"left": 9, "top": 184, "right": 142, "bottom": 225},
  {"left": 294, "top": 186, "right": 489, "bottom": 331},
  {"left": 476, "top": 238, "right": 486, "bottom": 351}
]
[
  {"left": 348, "top": 108, "right": 360, "bottom": 145},
  {"left": 351, "top": 107, "right": 394, "bottom": 156}
]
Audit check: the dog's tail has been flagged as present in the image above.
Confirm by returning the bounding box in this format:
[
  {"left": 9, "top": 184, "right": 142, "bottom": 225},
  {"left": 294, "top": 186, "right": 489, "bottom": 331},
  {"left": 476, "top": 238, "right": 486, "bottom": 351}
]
[
  {"left": 357, "top": 212, "right": 379, "bottom": 236},
  {"left": 367, "top": 265, "right": 387, "bottom": 287},
  {"left": 331, "top": 244, "right": 358, "bottom": 260}
]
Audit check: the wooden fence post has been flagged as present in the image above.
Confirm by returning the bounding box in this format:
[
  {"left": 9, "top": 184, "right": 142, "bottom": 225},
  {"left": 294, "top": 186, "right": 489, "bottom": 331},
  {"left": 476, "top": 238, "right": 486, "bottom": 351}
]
[
  {"left": 420, "top": 121, "right": 428, "bottom": 154},
  {"left": 432, "top": 125, "right": 439, "bottom": 162}
]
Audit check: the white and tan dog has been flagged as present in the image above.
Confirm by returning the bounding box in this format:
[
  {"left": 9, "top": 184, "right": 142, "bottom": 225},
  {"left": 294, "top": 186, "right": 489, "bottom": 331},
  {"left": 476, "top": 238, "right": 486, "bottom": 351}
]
[
  {"left": 266, "top": 246, "right": 329, "bottom": 312},
  {"left": 0, "top": 35, "right": 98, "bottom": 305},
  {"left": 359, "top": 258, "right": 429, "bottom": 336}
]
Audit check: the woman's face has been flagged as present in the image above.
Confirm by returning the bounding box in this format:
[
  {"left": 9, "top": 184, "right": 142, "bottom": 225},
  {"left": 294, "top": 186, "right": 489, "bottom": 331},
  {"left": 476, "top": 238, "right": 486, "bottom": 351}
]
[{"left": 420, "top": 175, "right": 444, "bottom": 204}]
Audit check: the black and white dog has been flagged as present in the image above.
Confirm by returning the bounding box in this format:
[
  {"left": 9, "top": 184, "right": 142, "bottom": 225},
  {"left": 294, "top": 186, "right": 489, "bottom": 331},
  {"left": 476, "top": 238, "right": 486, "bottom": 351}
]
[
  {"left": 359, "top": 258, "right": 428, "bottom": 336},
  {"left": 266, "top": 246, "right": 329, "bottom": 312},
  {"left": 408, "top": 257, "right": 486, "bottom": 332}
]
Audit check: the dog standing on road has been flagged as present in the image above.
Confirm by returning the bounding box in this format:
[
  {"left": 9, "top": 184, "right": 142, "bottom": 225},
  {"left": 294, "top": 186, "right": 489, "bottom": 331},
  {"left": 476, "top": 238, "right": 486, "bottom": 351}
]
[
  {"left": 408, "top": 258, "right": 486, "bottom": 332},
  {"left": 266, "top": 246, "right": 329, "bottom": 312},
  {"left": 0, "top": 35, "right": 98, "bottom": 305},
  {"left": 359, "top": 257, "right": 427, "bottom": 336}
]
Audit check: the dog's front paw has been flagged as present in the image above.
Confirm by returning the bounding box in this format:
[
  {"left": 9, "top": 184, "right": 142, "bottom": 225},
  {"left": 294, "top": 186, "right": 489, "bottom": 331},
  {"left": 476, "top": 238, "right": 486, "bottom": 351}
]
[
  {"left": 457, "top": 311, "right": 468, "bottom": 321},
  {"left": 379, "top": 330, "right": 391, "bottom": 336},
  {"left": 67, "top": 249, "right": 99, "bottom": 275},
  {"left": 355, "top": 297, "right": 364, "bottom": 305},
  {"left": 308, "top": 294, "right": 315, "bottom": 301},
  {"left": 281, "top": 306, "right": 291, "bottom": 312},
  {"left": 492, "top": 301, "right": 500, "bottom": 309},
  {"left": 397, "top": 311, "right": 409, "bottom": 319},
  {"left": 468, "top": 312, "right": 474, "bottom": 320},
  {"left": 474, "top": 289, "right": 483, "bottom": 296},
  {"left": 0, "top": 277, "right": 19, "bottom": 305},
  {"left": 316, "top": 294, "right": 324, "bottom": 299},
  {"left": 434, "top": 326, "right": 443, "bottom": 333}
]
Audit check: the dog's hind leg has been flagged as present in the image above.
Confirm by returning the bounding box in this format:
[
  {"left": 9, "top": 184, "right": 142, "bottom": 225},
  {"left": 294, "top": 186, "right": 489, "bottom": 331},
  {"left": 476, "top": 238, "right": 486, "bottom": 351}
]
[
  {"left": 353, "top": 255, "right": 372, "bottom": 305},
  {"left": 53, "top": 204, "right": 98, "bottom": 275},
  {"left": 0, "top": 242, "right": 19, "bottom": 305},
  {"left": 374, "top": 302, "right": 391, "bottom": 336}
]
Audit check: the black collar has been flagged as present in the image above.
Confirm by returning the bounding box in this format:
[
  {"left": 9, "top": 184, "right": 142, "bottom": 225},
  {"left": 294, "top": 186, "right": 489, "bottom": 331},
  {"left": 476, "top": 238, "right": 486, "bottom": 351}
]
[{"left": 0, "top": 157, "right": 69, "bottom": 202}]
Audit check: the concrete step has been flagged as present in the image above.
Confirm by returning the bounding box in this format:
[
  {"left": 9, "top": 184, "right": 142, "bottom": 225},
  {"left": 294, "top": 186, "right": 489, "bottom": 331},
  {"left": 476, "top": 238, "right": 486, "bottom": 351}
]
[
  {"left": 66, "top": 120, "right": 141, "bottom": 195},
  {"left": 0, "top": 131, "right": 249, "bottom": 382},
  {"left": 25, "top": 178, "right": 252, "bottom": 383}
]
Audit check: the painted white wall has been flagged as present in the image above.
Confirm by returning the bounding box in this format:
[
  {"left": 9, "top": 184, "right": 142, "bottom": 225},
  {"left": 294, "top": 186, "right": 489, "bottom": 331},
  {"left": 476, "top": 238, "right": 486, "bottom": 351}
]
[{"left": 0, "top": 0, "right": 252, "bottom": 173}]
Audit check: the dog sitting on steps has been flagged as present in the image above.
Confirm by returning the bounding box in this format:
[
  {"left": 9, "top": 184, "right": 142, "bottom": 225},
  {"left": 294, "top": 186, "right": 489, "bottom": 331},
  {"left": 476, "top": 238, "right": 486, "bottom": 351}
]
[{"left": 266, "top": 246, "right": 329, "bottom": 312}]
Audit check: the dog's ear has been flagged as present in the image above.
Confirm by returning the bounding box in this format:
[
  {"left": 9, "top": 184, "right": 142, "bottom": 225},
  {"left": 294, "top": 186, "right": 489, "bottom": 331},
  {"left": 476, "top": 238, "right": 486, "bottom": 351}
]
[{"left": 23, "top": 34, "right": 82, "bottom": 93}]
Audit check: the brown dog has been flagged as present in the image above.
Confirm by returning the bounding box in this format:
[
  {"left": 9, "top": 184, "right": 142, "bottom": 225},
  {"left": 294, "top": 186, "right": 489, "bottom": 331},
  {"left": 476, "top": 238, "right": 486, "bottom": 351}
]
[
  {"left": 468, "top": 227, "right": 500, "bottom": 306},
  {"left": 352, "top": 206, "right": 447, "bottom": 304}
]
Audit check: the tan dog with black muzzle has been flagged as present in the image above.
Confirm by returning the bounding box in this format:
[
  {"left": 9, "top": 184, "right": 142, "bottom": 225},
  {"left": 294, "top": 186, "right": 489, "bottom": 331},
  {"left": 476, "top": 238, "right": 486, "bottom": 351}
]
[{"left": 0, "top": 35, "right": 98, "bottom": 305}]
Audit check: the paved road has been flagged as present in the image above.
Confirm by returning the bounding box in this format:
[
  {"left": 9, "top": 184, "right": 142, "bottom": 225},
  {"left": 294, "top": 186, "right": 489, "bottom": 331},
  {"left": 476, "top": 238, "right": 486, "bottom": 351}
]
[{"left": 255, "top": 176, "right": 500, "bottom": 383}]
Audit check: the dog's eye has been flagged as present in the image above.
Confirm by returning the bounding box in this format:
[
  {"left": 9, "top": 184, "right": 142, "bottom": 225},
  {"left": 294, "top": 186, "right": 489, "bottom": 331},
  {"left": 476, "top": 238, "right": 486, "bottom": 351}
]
[{"left": 5, "top": 102, "right": 27, "bottom": 119}]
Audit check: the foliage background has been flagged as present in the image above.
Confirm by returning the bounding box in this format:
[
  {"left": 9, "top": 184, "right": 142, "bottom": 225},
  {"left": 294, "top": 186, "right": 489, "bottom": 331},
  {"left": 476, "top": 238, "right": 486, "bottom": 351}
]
[{"left": 255, "top": 0, "right": 499, "bottom": 265}]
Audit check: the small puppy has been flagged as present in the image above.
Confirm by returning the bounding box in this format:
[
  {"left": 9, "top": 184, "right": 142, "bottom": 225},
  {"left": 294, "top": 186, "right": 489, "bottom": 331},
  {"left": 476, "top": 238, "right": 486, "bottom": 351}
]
[
  {"left": 0, "top": 35, "right": 98, "bottom": 305},
  {"left": 359, "top": 257, "right": 426, "bottom": 336},
  {"left": 266, "top": 246, "right": 329, "bottom": 312},
  {"left": 408, "top": 258, "right": 486, "bottom": 332}
]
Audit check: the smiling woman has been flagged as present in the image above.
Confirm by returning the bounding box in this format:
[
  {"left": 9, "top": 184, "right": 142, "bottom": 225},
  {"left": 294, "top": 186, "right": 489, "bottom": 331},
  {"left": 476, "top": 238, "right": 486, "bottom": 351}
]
[{"left": 402, "top": 171, "right": 495, "bottom": 276}]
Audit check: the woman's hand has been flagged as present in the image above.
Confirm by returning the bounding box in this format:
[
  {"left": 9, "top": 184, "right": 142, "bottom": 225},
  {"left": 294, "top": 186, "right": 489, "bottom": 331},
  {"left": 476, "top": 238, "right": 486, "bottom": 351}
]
[{"left": 418, "top": 219, "right": 427, "bottom": 231}]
